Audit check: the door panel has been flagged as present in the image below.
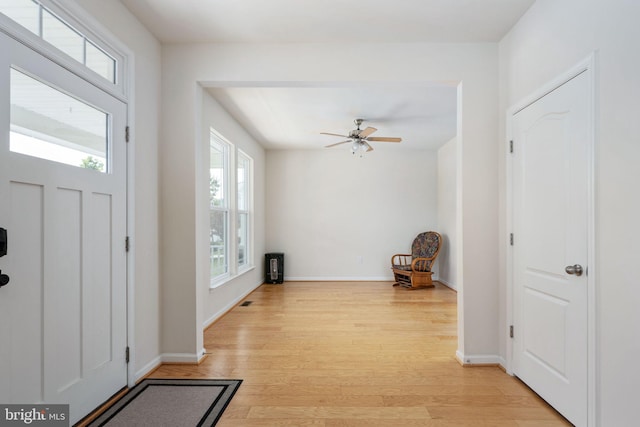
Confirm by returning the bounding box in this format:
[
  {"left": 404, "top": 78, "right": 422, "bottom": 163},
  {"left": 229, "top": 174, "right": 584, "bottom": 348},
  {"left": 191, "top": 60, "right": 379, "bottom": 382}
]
[
  {"left": 50, "top": 188, "right": 83, "bottom": 392},
  {"left": 512, "top": 71, "right": 590, "bottom": 426},
  {"left": 0, "top": 31, "right": 127, "bottom": 423},
  {"left": 3, "top": 182, "right": 44, "bottom": 404},
  {"left": 523, "top": 288, "right": 568, "bottom": 377},
  {"left": 86, "top": 192, "right": 115, "bottom": 370}
]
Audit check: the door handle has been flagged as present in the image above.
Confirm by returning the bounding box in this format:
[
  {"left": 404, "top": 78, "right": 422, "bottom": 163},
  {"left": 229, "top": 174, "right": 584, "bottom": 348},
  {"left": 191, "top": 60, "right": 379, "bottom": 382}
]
[
  {"left": 565, "top": 264, "right": 583, "bottom": 276},
  {"left": 0, "top": 228, "right": 6, "bottom": 257}
]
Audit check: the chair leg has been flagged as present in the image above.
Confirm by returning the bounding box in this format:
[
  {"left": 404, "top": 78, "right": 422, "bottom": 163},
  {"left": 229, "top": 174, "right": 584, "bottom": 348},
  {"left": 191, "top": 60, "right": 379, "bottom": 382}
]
[
  {"left": 392, "top": 272, "right": 402, "bottom": 286},
  {"left": 393, "top": 273, "right": 413, "bottom": 288}
]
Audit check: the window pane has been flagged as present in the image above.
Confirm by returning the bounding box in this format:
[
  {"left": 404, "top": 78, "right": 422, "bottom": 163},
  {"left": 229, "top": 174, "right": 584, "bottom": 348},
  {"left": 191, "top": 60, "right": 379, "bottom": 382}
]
[
  {"left": 238, "top": 212, "right": 248, "bottom": 267},
  {"left": 237, "top": 153, "right": 249, "bottom": 211},
  {"left": 0, "top": 0, "right": 40, "bottom": 34},
  {"left": 237, "top": 150, "right": 251, "bottom": 269},
  {"left": 42, "top": 9, "right": 83, "bottom": 63},
  {"left": 210, "top": 210, "right": 227, "bottom": 277},
  {"left": 210, "top": 133, "right": 229, "bottom": 281},
  {"left": 86, "top": 40, "right": 116, "bottom": 83},
  {"left": 210, "top": 140, "right": 226, "bottom": 207},
  {"left": 10, "top": 68, "right": 108, "bottom": 172}
]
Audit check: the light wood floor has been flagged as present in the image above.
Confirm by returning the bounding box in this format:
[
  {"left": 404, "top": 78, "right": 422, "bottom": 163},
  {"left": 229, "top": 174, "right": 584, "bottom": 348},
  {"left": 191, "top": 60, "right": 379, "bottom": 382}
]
[{"left": 149, "top": 281, "right": 571, "bottom": 426}]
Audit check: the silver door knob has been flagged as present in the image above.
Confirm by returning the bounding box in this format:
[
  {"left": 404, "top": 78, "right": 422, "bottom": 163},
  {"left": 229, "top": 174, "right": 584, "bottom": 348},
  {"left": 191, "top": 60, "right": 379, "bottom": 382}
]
[{"left": 565, "top": 264, "right": 583, "bottom": 276}]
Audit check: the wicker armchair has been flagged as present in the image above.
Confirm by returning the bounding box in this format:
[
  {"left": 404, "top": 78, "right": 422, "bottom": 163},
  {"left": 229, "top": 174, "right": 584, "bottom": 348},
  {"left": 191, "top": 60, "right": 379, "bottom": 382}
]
[{"left": 391, "top": 231, "right": 442, "bottom": 289}]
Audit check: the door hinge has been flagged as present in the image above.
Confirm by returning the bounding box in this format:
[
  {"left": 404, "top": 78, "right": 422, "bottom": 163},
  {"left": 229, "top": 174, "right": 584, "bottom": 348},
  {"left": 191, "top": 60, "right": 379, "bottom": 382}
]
[
  {"left": 125, "top": 236, "right": 130, "bottom": 252},
  {"left": 125, "top": 126, "right": 130, "bottom": 143},
  {"left": 510, "top": 140, "right": 514, "bottom": 153},
  {"left": 125, "top": 346, "right": 130, "bottom": 363},
  {"left": 510, "top": 325, "right": 514, "bottom": 338},
  {"left": 510, "top": 233, "right": 514, "bottom": 246}
]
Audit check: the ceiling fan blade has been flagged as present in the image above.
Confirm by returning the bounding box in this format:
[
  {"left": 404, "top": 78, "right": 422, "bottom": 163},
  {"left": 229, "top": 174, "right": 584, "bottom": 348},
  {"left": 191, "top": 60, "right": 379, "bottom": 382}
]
[
  {"left": 357, "top": 127, "right": 377, "bottom": 138},
  {"left": 325, "top": 140, "right": 351, "bottom": 148},
  {"left": 320, "top": 132, "right": 349, "bottom": 138},
  {"left": 363, "top": 141, "right": 374, "bottom": 152},
  {"left": 366, "top": 137, "right": 402, "bottom": 143}
]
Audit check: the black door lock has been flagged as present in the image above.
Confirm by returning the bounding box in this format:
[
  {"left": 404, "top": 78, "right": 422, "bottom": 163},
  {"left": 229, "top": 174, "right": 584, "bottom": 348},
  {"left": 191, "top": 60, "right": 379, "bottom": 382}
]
[
  {"left": 0, "top": 270, "right": 9, "bottom": 288},
  {"left": 0, "top": 228, "right": 6, "bottom": 257}
]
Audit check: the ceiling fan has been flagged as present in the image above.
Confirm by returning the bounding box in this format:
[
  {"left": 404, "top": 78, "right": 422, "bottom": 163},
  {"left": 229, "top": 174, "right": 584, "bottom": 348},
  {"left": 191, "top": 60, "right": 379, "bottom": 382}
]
[{"left": 321, "top": 118, "right": 402, "bottom": 154}]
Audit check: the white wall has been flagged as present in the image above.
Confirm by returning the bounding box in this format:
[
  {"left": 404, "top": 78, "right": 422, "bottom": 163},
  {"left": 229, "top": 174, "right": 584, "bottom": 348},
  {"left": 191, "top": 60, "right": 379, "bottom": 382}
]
[
  {"left": 200, "top": 91, "right": 266, "bottom": 327},
  {"left": 160, "top": 42, "right": 499, "bottom": 363},
  {"left": 499, "top": 1, "right": 640, "bottom": 425},
  {"left": 266, "top": 149, "right": 437, "bottom": 280},
  {"left": 74, "top": 0, "right": 162, "bottom": 379},
  {"left": 437, "top": 137, "right": 457, "bottom": 289}
]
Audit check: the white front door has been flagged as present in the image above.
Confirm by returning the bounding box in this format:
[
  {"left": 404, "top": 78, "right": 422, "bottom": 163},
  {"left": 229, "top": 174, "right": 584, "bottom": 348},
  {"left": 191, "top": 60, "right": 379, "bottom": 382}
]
[
  {"left": 512, "top": 70, "right": 591, "bottom": 426},
  {"left": 0, "top": 32, "right": 128, "bottom": 423}
]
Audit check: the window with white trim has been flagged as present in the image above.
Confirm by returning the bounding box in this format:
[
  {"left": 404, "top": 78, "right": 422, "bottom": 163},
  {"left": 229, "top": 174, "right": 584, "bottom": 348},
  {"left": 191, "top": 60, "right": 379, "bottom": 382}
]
[
  {"left": 208, "top": 130, "right": 254, "bottom": 287},
  {"left": 209, "top": 133, "right": 229, "bottom": 282}
]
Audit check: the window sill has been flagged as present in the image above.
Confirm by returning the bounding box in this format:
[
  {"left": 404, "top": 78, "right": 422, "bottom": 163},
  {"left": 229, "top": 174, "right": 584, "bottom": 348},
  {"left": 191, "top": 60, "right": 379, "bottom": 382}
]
[{"left": 209, "top": 265, "right": 255, "bottom": 290}]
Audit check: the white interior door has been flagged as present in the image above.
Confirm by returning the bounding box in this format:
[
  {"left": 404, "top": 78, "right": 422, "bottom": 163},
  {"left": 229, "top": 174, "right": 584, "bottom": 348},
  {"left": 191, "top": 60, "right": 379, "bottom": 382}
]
[
  {"left": 0, "top": 32, "right": 128, "bottom": 423},
  {"left": 511, "top": 70, "right": 591, "bottom": 426}
]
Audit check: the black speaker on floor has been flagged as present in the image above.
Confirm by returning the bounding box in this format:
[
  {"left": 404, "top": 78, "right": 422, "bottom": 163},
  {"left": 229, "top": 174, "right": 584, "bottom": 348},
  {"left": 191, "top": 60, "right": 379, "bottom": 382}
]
[{"left": 265, "top": 252, "right": 284, "bottom": 284}]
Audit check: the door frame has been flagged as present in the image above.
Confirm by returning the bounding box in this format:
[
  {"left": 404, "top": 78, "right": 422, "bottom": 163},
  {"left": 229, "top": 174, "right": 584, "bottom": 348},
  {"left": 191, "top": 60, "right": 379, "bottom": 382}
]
[
  {"left": 0, "top": 0, "right": 137, "bottom": 389},
  {"left": 505, "top": 54, "right": 597, "bottom": 426}
]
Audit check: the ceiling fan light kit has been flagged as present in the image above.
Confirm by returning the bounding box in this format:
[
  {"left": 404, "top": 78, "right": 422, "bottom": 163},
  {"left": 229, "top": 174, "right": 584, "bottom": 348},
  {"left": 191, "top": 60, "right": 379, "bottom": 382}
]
[
  {"left": 321, "top": 118, "right": 402, "bottom": 156},
  {"left": 350, "top": 140, "right": 371, "bottom": 157}
]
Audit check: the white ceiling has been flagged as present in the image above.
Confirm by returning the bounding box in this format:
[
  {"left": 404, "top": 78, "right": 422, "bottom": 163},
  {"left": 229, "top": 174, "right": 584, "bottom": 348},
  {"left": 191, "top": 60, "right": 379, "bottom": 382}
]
[
  {"left": 207, "top": 84, "right": 458, "bottom": 151},
  {"left": 120, "top": 0, "right": 535, "bottom": 44},
  {"left": 121, "top": 0, "right": 535, "bottom": 151}
]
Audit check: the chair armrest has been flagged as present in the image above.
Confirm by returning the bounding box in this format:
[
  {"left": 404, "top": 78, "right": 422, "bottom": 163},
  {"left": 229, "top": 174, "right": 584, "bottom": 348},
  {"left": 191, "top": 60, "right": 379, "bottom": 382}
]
[
  {"left": 391, "top": 253, "right": 412, "bottom": 266},
  {"left": 411, "top": 256, "right": 436, "bottom": 272}
]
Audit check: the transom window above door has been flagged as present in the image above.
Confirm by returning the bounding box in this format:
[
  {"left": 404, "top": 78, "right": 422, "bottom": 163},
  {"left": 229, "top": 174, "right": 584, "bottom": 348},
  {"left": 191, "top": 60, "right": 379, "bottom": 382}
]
[{"left": 0, "top": 0, "right": 118, "bottom": 84}]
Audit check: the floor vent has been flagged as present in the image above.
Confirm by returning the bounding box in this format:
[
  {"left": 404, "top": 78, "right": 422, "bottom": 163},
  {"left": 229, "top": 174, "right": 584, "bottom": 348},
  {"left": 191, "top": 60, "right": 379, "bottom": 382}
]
[{"left": 240, "top": 301, "right": 253, "bottom": 307}]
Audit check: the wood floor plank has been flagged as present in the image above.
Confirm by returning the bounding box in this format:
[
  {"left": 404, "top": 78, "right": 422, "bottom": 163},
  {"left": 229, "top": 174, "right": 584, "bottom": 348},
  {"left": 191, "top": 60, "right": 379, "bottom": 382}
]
[
  {"left": 148, "top": 281, "right": 571, "bottom": 426},
  {"left": 325, "top": 421, "right": 519, "bottom": 427},
  {"left": 217, "top": 421, "right": 325, "bottom": 427},
  {"left": 426, "top": 406, "right": 565, "bottom": 421},
  {"left": 231, "top": 394, "right": 384, "bottom": 407},
  {"left": 382, "top": 394, "right": 546, "bottom": 408},
  {"left": 247, "top": 406, "right": 431, "bottom": 419}
]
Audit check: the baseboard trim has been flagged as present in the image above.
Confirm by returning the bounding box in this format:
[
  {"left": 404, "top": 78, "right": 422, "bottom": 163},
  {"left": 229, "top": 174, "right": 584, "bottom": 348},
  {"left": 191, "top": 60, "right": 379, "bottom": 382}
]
[
  {"left": 282, "top": 276, "right": 448, "bottom": 284},
  {"left": 133, "top": 348, "right": 208, "bottom": 382},
  {"left": 134, "top": 355, "right": 162, "bottom": 382},
  {"left": 437, "top": 278, "right": 457, "bottom": 291},
  {"left": 456, "top": 351, "right": 506, "bottom": 368},
  {"left": 284, "top": 276, "right": 394, "bottom": 282},
  {"left": 203, "top": 280, "right": 263, "bottom": 328},
  {"left": 160, "top": 352, "right": 203, "bottom": 364}
]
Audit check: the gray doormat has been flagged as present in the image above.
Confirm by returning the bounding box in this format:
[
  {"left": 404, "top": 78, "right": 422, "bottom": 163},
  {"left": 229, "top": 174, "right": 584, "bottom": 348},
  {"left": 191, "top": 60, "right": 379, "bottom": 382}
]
[{"left": 86, "top": 379, "right": 242, "bottom": 427}]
